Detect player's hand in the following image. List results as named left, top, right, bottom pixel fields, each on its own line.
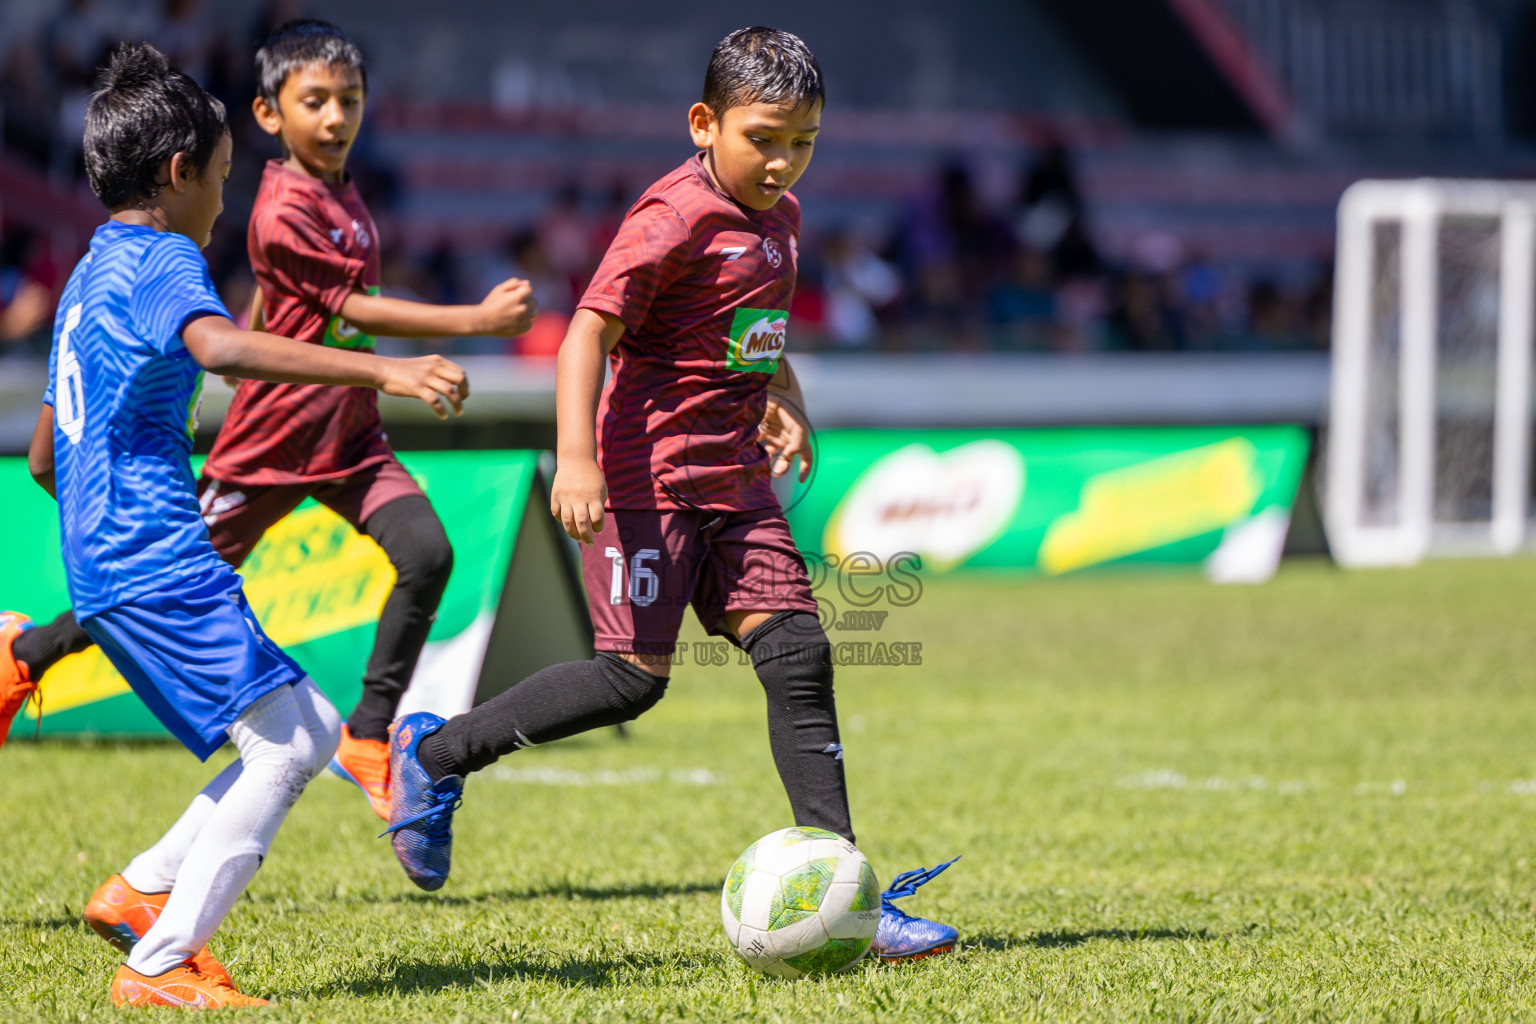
left=378, top=354, right=469, bottom=420
left=551, top=458, right=607, bottom=545
left=476, top=278, right=538, bottom=337
left=760, top=396, right=813, bottom=482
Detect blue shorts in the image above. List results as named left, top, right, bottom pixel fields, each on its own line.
left=81, top=565, right=306, bottom=760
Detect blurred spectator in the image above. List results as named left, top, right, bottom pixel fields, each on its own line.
left=0, top=227, right=59, bottom=354
left=588, top=179, right=631, bottom=271
left=988, top=247, right=1057, bottom=351
left=1016, top=137, right=1099, bottom=281
left=1, top=44, right=56, bottom=167
left=821, top=229, right=901, bottom=349
left=891, top=161, right=1015, bottom=349
left=540, top=181, right=594, bottom=299
left=43, top=0, right=116, bottom=91
left=152, top=0, right=215, bottom=86
left=482, top=229, right=571, bottom=357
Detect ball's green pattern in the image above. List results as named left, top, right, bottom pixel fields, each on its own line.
left=781, top=936, right=869, bottom=975
left=724, top=842, right=756, bottom=921
left=848, top=859, right=880, bottom=912
left=767, top=857, right=835, bottom=930
left=783, top=826, right=842, bottom=844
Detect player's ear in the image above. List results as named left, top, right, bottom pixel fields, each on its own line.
left=252, top=94, right=283, bottom=137
left=687, top=102, right=715, bottom=149
left=166, top=153, right=189, bottom=193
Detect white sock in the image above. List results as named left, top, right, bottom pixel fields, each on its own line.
left=119, top=679, right=340, bottom=897
left=121, top=760, right=241, bottom=894
left=125, top=680, right=340, bottom=977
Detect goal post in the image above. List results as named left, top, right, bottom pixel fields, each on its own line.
left=1326, top=179, right=1536, bottom=567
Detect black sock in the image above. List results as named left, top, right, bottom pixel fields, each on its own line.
left=418, top=653, right=669, bottom=781
left=346, top=496, right=453, bottom=742
left=744, top=611, right=854, bottom=844
left=12, top=611, right=93, bottom=679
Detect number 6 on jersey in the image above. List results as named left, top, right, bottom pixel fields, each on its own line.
left=55, top=303, right=86, bottom=445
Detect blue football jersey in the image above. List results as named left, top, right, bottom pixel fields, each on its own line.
left=47, top=221, right=231, bottom=618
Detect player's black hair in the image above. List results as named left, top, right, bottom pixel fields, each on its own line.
left=83, top=43, right=228, bottom=210
left=255, top=19, right=367, bottom=103
left=702, top=27, right=824, bottom=120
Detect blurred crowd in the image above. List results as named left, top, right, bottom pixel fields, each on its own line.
left=0, top=0, right=1332, bottom=358
left=371, top=145, right=1331, bottom=357
left=792, top=145, right=1331, bottom=353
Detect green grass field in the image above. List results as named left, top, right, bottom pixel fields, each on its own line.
left=7, top=558, right=1536, bottom=1022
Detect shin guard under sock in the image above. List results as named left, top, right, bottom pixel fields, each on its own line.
left=743, top=611, right=854, bottom=843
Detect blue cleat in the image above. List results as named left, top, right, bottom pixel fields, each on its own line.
left=869, top=856, right=961, bottom=960
left=382, top=712, right=464, bottom=891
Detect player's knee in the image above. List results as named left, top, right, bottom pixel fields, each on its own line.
left=290, top=677, right=342, bottom=778
left=743, top=611, right=834, bottom=696
left=372, top=498, right=455, bottom=591
left=416, top=526, right=454, bottom=590
left=306, top=707, right=342, bottom=779
left=596, top=652, right=670, bottom=720
left=394, top=524, right=454, bottom=592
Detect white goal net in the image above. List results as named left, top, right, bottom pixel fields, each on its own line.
left=1326, top=179, right=1536, bottom=567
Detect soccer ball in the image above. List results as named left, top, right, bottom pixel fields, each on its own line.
left=720, top=826, right=882, bottom=978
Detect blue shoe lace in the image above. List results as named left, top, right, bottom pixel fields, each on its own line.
left=880, top=855, right=961, bottom=919
left=379, top=786, right=463, bottom=840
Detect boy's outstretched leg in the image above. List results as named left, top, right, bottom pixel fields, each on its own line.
left=112, top=680, right=340, bottom=1007
left=330, top=492, right=454, bottom=820
left=86, top=678, right=340, bottom=989
left=739, top=609, right=960, bottom=961
left=385, top=653, right=670, bottom=888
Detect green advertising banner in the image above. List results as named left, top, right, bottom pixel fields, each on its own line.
left=1, top=451, right=591, bottom=740
left=784, top=426, right=1311, bottom=582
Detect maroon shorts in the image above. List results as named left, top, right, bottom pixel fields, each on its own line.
left=581, top=507, right=819, bottom=655
left=195, top=457, right=424, bottom=567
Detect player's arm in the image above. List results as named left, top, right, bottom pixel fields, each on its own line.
left=181, top=314, right=469, bottom=420
left=549, top=308, right=624, bottom=545
left=337, top=277, right=537, bottom=339
left=761, top=356, right=813, bottom=482
left=28, top=404, right=55, bottom=499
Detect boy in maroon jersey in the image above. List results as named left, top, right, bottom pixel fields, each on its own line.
left=383, top=27, right=959, bottom=961
left=0, top=21, right=536, bottom=820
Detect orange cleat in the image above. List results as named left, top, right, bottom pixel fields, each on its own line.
left=111, top=962, right=267, bottom=1009
left=85, top=873, right=236, bottom=991
left=0, top=612, right=36, bottom=750
left=328, top=724, right=392, bottom=820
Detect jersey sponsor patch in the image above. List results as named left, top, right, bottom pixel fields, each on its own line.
left=323, top=285, right=379, bottom=351
left=727, top=307, right=787, bottom=374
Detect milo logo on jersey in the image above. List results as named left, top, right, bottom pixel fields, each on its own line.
left=324, top=285, right=379, bottom=351
left=726, top=307, right=788, bottom=374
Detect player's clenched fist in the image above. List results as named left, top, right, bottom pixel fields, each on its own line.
left=551, top=458, right=608, bottom=545
left=475, top=277, right=538, bottom=337
left=379, top=354, right=470, bottom=420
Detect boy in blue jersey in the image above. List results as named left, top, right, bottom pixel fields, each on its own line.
left=22, top=44, right=470, bottom=1009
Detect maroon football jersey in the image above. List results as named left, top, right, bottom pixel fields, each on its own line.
left=203, top=160, right=389, bottom=485
left=579, top=153, right=799, bottom=511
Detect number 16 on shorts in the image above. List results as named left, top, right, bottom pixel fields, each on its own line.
left=606, top=547, right=660, bottom=607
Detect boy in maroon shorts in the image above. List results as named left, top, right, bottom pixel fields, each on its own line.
left=0, top=21, right=536, bottom=819
left=383, top=27, right=959, bottom=960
